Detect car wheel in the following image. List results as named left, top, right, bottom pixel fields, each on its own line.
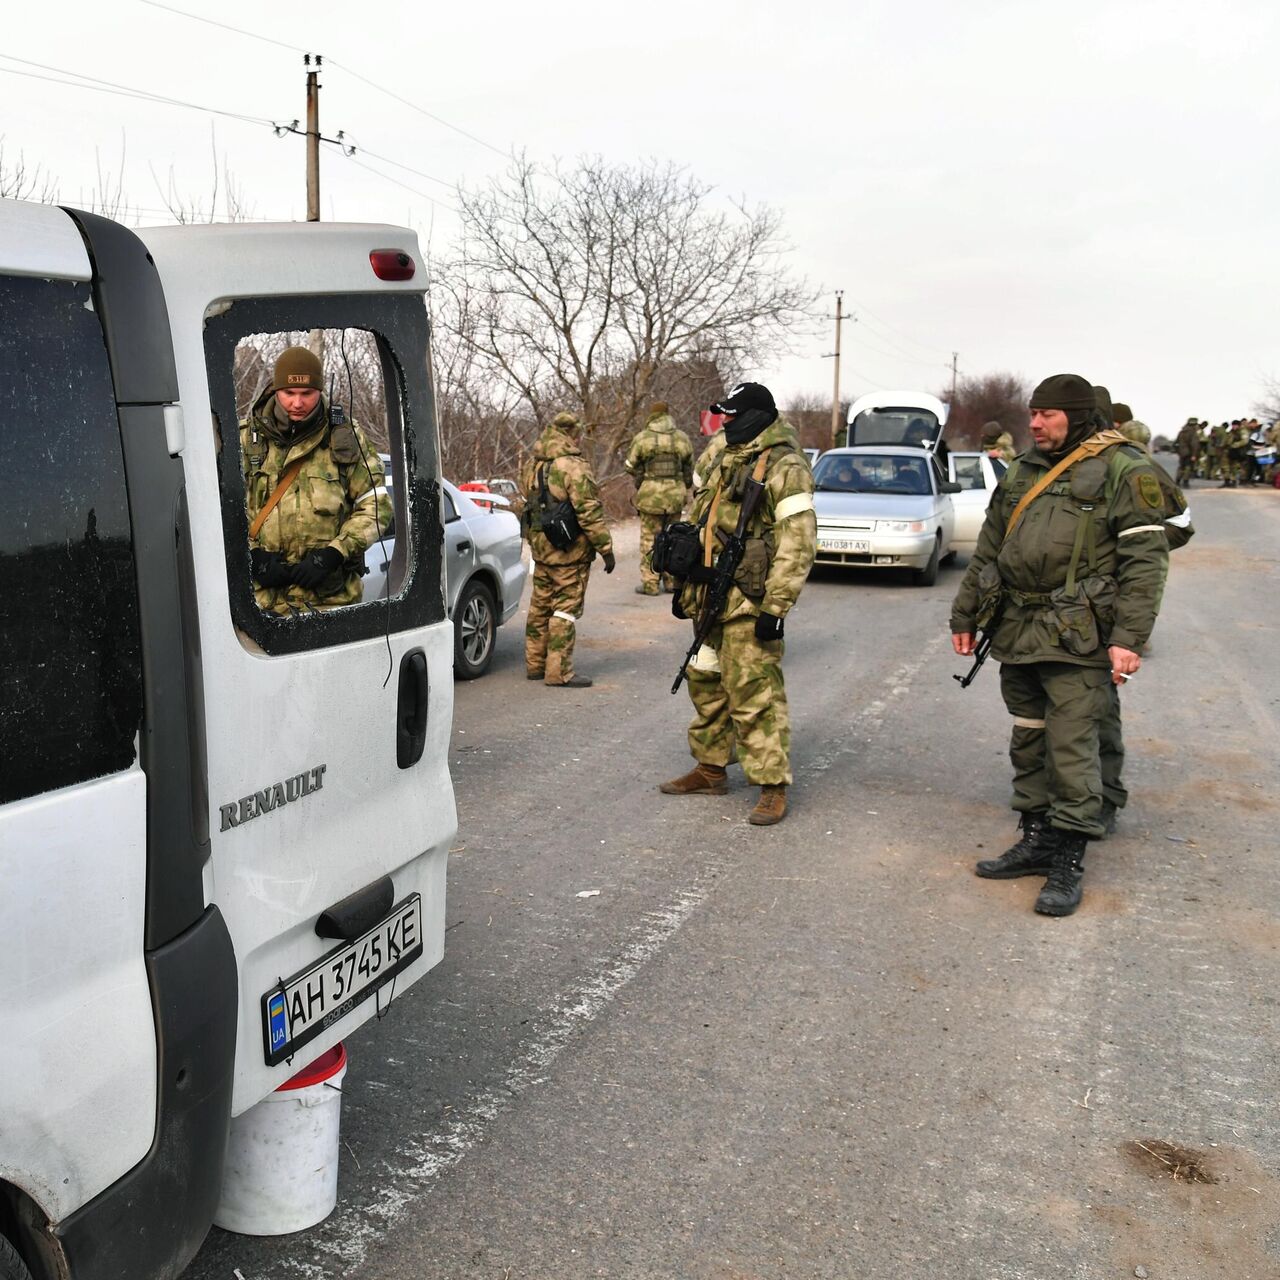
left=0, top=1235, right=34, bottom=1280
left=914, top=535, right=941, bottom=587
left=454, top=579, right=497, bottom=679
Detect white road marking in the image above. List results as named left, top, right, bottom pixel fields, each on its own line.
left=279, top=873, right=719, bottom=1277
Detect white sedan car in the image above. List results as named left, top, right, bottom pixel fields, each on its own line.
left=364, top=478, right=527, bottom=678
left=945, top=451, right=1007, bottom=554
left=811, top=446, right=960, bottom=585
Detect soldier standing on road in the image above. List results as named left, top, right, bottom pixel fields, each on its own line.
left=519, top=411, right=615, bottom=688
left=950, top=374, right=1169, bottom=916
left=242, top=346, right=392, bottom=616
left=1175, top=416, right=1201, bottom=486
left=980, top=420, right=1016, bottom=464
left=625, top=402, right=694, bottom=596
left=659, top=382, right=816, bottom=826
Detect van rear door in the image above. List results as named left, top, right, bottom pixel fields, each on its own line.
left=140, top=223, right=457, bottom=1111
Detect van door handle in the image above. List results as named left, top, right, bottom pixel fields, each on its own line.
left=457, top=540, right=472, bottom=554
left=396, top=649, right=429, bottom=769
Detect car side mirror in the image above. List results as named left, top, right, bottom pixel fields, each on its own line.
left=939, top=480, right=962, bottom=494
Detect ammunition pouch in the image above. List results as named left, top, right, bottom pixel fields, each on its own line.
left=651, top=520, right=703, bottom=580
left=1047, top=574, right=1116, bottom=656
left=523, top=462, right=583, bottom=551
left=732, top=536, right=770, bottom=601
left=645, top=453, right=681, bottom=481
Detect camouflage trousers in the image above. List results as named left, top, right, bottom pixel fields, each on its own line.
left=685, top=617, right=791, bottom=785
left=638, top=510, right=680, bottom=592
left=1000, top=661, right=1110, bottom=838
left=526, top=560, right=591, bottom=683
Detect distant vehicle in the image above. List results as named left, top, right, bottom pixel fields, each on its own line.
left=461, top=477, right=519, bottom=508
left=846, top=390, right=950, bottom=462
left=945, top=450, right=1007, bottom=554
left=811, top=446, right=961, bottom=585
left=365, top=478, right=527, bottom=678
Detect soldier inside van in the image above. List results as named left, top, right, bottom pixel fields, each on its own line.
left=242, top=346, right=392, bottom=615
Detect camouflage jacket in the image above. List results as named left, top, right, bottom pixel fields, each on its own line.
left=519, top=421, right=613, bottom=565
left=679, top=417, right=816, bottom=623
left=692, top=431, right=727, bottom=493
left=986, top=432, right=1016, bottom=464
left=624, top=413, right=694, bottom=514
left=950, top=435, right=1169, bottom=665
left=1175, top=423, right=1200, bottom=458
left=241, top=396, right=392, bottom=613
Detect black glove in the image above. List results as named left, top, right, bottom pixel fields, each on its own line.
left=671, top=591, right=688, bottom=620
left=754, top=611, right=784, bottom=642
left=292, top=546, right=344, bottom=590
left=601, top=550, right=616, bottom=574
left=250, top=548, right=293, bottom=588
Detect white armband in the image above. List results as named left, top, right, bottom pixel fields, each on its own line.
left=774, top=492, right=815, bottom=522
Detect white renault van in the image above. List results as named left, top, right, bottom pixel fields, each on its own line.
left=0, top=198, right=456, bottom=1280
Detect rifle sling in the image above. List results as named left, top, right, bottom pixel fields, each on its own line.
left=703, top=452, right=770, bottom=569
left=249, top=458, right=307, bottom=541
left=1003, top=429, right=1127, bottom=541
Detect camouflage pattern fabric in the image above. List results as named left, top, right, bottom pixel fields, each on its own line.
left=674, top=415, right=816, bottom=787
left=677, top=417, right=817, bottom=625
left=638, top=511, right=676, bottom=592
left=692, top=431, right=727, bottom=492
left=1000, top=661, right=1112, bottom=837
left=990, top=432, right=1016, bottom=463
left=525, top=561, right=591, bottom=683
left=1117, top=419, right=1152, bottom=451
left=1175, top=420, right=1200, bottom=486
left=518, top=414, right=613, bottom=565
left=625, top=411, right=694, bottom=515
left=242, top=396, right=391, bottom=615
left=685, top=618, right=792, bottom=785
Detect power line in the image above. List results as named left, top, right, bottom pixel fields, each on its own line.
left=342, top=154, right=462, bottom=216
left=342, top=139, right=457, bottom=191
left=0, top=55, right=279, bottom=127
left=141, top=0, right=512, bottom=159
left=844, top=298, right=948, bottom=361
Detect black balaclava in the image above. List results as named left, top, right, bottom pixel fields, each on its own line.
left=713, top=381, right=778, bottom=446
left=1029, top=373, right=1103, bottom=456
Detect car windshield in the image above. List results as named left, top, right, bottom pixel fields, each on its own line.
left=849, top=408, right=941, bottom=449
left=814, top=453, right=931, bottom=495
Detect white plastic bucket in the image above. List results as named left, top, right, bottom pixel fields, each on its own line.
left=214, top=1042, right=348, bottom=1236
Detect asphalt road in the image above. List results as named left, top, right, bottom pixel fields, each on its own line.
left=187, top=480, right=1280, bottom=1280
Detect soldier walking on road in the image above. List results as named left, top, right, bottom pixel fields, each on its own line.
left=659, top=382, right=816, bottom=826
left=625, top=402, right=694, bottom=595
left=981, top=420, right=1016, bottom=464
left=519, top=412, right=615, bottom=688
left=242, top=346, right=392, bottom=616
left=950, top=374, right=1169, bottom=916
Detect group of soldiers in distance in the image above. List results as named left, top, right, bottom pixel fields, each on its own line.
left=1172, top=416, right=1280, bottom=488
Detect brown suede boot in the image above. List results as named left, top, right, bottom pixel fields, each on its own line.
left=658, top=763, right=728, bottom=795
left=748, top=784, right=788, bottom=825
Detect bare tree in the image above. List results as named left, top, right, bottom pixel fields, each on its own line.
left=940, top=371, right=1031, bottom=450
left=1253, top=376, right=1280, bottom=422
left=785, top=391, right=852, bottom=452
left=150, top=126, right=256, bottom=224
left=0, top=138, right=59, bottom=202
left=436, top=156, right=814, bottom=484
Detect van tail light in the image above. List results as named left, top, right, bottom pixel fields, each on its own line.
left=370, top=249, right=415, bottom=281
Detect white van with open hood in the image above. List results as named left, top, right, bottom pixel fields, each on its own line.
left=845, top=389, right=950, bottom=454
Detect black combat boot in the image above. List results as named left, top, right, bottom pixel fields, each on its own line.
left=975, top=811, right=1052, bottom=879
left=1034, top=829, right=1087, bottom=916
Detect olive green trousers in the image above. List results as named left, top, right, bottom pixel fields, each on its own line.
left=999, top=661, right=1111, bottom=838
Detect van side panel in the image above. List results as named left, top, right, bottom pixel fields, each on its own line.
left=0, top=774, right=156, bottom=1220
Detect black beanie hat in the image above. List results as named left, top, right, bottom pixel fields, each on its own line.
left=1029, top=374, right=1096, bottom=412
left=1092, top=385, right=1113, bottom=422
left=1111, top=402, right=1133, bottom=424
left=711, top=381, right=776, bottom=417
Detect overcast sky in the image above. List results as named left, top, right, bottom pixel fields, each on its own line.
left=4, top=0, right=1277, bottom=430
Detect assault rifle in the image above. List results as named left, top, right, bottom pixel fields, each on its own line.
left=671, top=468, right=769, bottom=695
left=953, top=601, right=1003, bottom=689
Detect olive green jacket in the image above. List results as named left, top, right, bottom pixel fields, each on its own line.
left=519, top=422, right=613, bottom=565
left=624, top=412, right=694, bottom=514
left=950, top=438, right=1169, bottom=664
left=679, top=417, right=816, bottom=623
left=242, top=395, right=391, bottom=613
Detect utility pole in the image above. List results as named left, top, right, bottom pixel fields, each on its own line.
left=830, top=291, right=844, bottom=450
left=950, top=351, right=959, bottom=402
left=305, top=54, right=321, bottom=222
